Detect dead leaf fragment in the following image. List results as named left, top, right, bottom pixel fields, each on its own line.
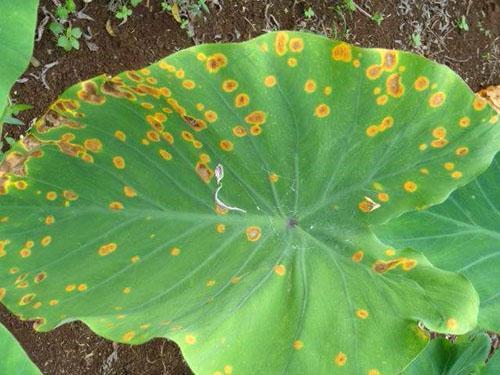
left=171, top=3, right=181, bottom=23
left=477, top=85, right=500, bottom=113
left=105, top=19, right=116, bottom=37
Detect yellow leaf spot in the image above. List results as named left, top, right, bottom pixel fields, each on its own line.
left=287, top=57, right=298, bottom=67
left=455, top=146, right=469, bottom=157
left=49, top=299, right=59, bottom=306
left=245, top=111, right=266, bottom=125
left=289, top=37, right=304, bottom=52
left=14, top=180, right=28, bottom=190
left=403, top=181, right=417, bottom=193
left=366, top=125, right=379, bottom=137
left=323, top=86, right=332, bottom=95
left=443, top=162, right=455, bottom=171
left=368, top=369, right=380, bottom=375
left=98, top=243, right=117, bottom=256
left=472, top=96, right=487, bottom=111
left=332, top=42, right=352, bottom=62
left=334, top=352, right=347, bottom=367
left=366, top=64, right=382, bottom=80
left=123, top=186, right=137, bottom=198
left=223, top=365, right=233, bottom=374
left=170, top=247, right=181, bottom=256
left=451, top=171, right=463, bottom=179
left=159, top=149, right=172, bottom=160
left=269, top=172, right=279, bottom=183
left=431, top=138, right=448, bottom=148
left=402, top=259, right=417, bottom=271
left=274, top=264, right=286, bottom=276
left=46, top=191, right=57, bottom=201
left=314, top=104, right=330, bottom=118
left=352, top=250, right=364, bottom=263
left=83, top=138, right=103, bottom=153
left=205, top=53, right=227, bottom=73
left=377, top=192, right=389, bottom=202
left=112, top=156, right=125, bottom=169
left=429, top=92, right=446, bottom=108
left=250, top=125, right=262, bottom=136
left=293, top=340, right=304, bottom=350
left=458, top=116, right=470, bottom=128
left=206, top=279, right=216, bottom=287
left=19, top=293, right=36, bottom=306
left=109, top=201, right=124, bottom=210
left=420, top=168, right=429, bottom=175
left=386, top=73, right=404, bottom=98
left=235, top=93, right=250, bottom=108
left=122, top=331, right=136, bottom=342
left=414, top=76, right=429, bottom=91
left=205, top=110, right=218, bottom=123
left=123, top=287, right=131, bottom=294
left=358, top=197, right=380, bottom=212
left=304, top=79, right=316, bottom=93
left=264, top=75, right=277, bottom=87
left=182, top=80, right=196, bottom=90
left=0, top=288, right=5, bottom=301
left=216, top=224, right=225, bottom=233
left=65, top=284, right=76, bottom=292
left=446, top=318, right=457, bottom=330
left=45, top=215, right=56, bottom=225
left=385, top=248, right=396, bottom=256
left=246, top=226, right=261, bottom=242
left=376, top=95, right=388, bottom=105
left=141, top=102, right=154, bottom=110
left=19, top=248, right=31, bottom=258
left=78, top=283, right=87, bottom=291
left=419, top=143, right=427, bottom=151
left=356, top=309, right=369, bottom=319
left=222, top=79, right=238, bottom=92
left=232, top=125, right=247, bottom=137
left=219, top=140, right=234, bottom=152
left=131, top=255, right=140, bottom=263
left=41, top=235, right=52, bottom=247
left=275, top=31, right=289, bottom=56
left=185, top=334, right=197, bottom=345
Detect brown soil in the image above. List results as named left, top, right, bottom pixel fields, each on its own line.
left=1, top=0, right=499, bottom=374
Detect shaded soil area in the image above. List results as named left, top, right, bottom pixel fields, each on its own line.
left=1, top=0, right=499, bottom=374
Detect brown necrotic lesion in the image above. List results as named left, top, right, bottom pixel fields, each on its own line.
left=77, top=81, right=106, bottom=105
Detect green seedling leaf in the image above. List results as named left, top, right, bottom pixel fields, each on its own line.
left=0, top=31, right=499, bottom=374
left=49, top=21, right=64, bottom=36
left=403, top=333, right=491, bottom=374
left=71, top=27, right=82, bottom=39
left=0, top=323, right=40, bottom=374
left=483, top=348, right=500, bottom=374
left=457, top=16, right=470, bottom=32
left=375, top=154, right=500, bottom=331
left=0, top=0, right=39, bottom=121
left=65, top=0, right=76, bottom=14
left=115, top=5, right=132, bottom=21
left=55, top=5, right=69, bottom=21
left=2, top=116, right=25, bottom=126
left=57, top=36, right=73, bottom=52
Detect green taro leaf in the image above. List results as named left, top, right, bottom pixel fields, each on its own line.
left=375, top=154, right=500, bottom=331
left=0, top=31, right=499, bottom=374
left=0, top=0, right=39, bottom=114
left=483, top=348, right=500, bottom=375
left=0, top=323, right=40, bottom=374
left=403, top=333, right=491, bottom=375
